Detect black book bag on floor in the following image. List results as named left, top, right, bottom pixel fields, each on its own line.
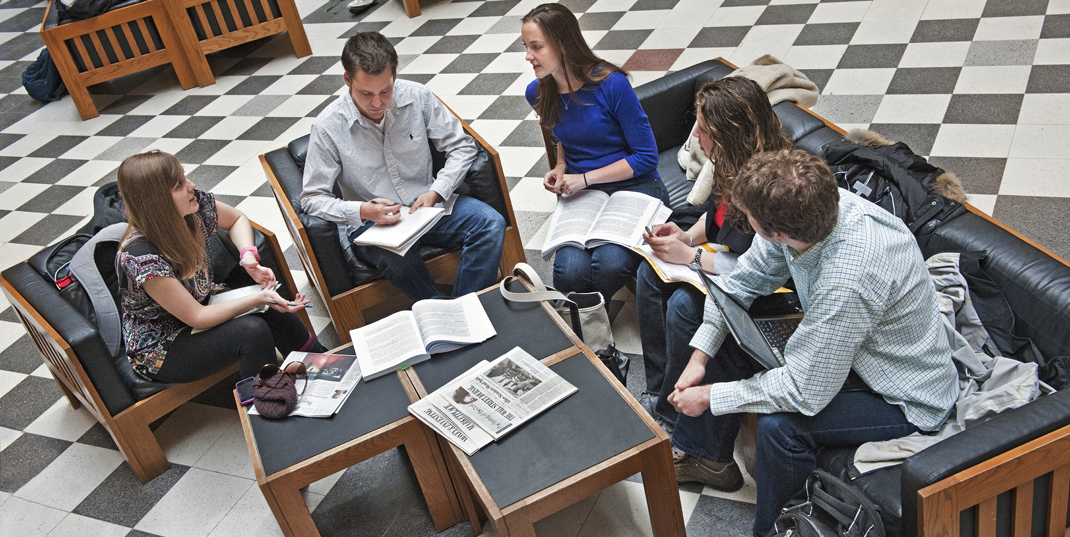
left=768, top=470, right=885, bottom=537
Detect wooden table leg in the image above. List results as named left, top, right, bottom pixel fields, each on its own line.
left=404, top=421, right=464, bottom=531
left=265, top=474, right=321, bottom=537
left=640, top=439, right=686, bottom=537
left=502, top=506, right=537, bottom=537
left=403, top=0, right=420, bottom=17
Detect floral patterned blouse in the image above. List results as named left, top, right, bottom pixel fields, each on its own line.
left=118, top=190, right=217, bottom=377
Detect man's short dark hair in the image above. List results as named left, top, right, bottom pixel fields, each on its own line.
left=341, top=32, right=398, bottom=78
left=734, top=149, right=840, bottom=245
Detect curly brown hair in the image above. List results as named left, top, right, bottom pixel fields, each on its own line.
left=522, top=3, right=626, bottom=128
left=733, top=149, right=840, bottom=245
left=694, top=76, right=793, bottom=231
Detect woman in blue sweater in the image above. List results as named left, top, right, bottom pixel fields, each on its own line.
left=522, top=3, right=669, bottom=302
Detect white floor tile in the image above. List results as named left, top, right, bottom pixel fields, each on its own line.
left=394, top=36, right=446, bottom=56
left=639, top=27, right=702, bottom=50
left=999, top=158, right=1070, bottom=197
left=193, top=421, right=256, bottom=480
left=153, top=402, right=238, bottom=466
left=1034, top=38, right=1070, bottom=65
left=0, top=496, right=67, bottom=537
left=658, top=0, right=718, bottom=29
left=966, top=194, right=997, bottom=216
left=142, top=138, right=195, bottom=157
left=899, top=42, right=972, bottom=68
left=670, top=48, right=737, bottom=71
left=426, top=73, right=480, bottom=98
left=973, top=16, right=1044, bottom=41
left=930, top=124, right=1016, bottom=158
left=851, top=20, right=918, bottom=44
left=236, top=197, right=291, bottom=243
left=495, top=146, right=548, bottom=179
left=468, top=33, right=523, bottom=54
left=483, top=52, right=532, bottom=74
left=51, top=186, right=97, bottom=217
left=23, top=398, right=98, bottom=442
left=822, top=68, right=897, bottom=95
left=953, top=66, right=1032, bottom=94
left=505, top=176, right=559, bottom=214
left=871, top=94, right=952, bottom=124
left=611, top=300, right=642, bottom=356
left=587, top=0, right=640, bottom=13
left=401, top=54, right=461, bottom=74
left=197, top=95, right=257, bottom=117
left=0, top=134, right=53, bottom=158
left=200, top=116, right=263, bottom=140
left=1009, top=125, right=1070, bottom=159
left=438, top=94, right=493, bottom=121
left=0, top=156, right=49, bottom=183
left=205, top=140, right=274, bottom=167
left=706, top=6, right=764, bottom=27
left=0, top=490, right=8, bottom=508
left=615, top=10, right=670, bottom=30
left=864, top=0, right=926, bottom=21
left=921, top=0, right=986, bottom=19
left=467, top=119, right=524, bottom=147
left=267, top=95, right=332, bottom=118
left=0, top=211, right=46, bottom=242
left=731, top=25, right=803, bottom=67
left=1018, top=94, right=1070, bottom=125
left=447, top=16, right=501, bottom=37
left=0, top=243, right=43, bottom=271
left=575, top=480, right=657, bottom=537
left=0, top=425, right=23, bottom=451
left=808, top=1, right=869, bottom=23
left=30, top=363, right=52, bottom=378
left=15, top=443, right=124, bottom=511
left=782, top=44, right=850, bottom=70
left=207, top=485, right=286, bottom=537
left=1050, top=0, right=1070, bottom=14
left=135, top=468, right=254, bottom=537
left=211, top=165, right=269, bottom=197
left=46, top=513, right=129, bottom=537
left=533, top=492, right=596, bottom=537
left=127, top=115, right=189, bottom=138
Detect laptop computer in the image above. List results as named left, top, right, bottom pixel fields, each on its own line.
left=696, top=271, right=804, bottom=370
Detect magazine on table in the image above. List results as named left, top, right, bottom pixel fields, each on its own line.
left=408, top=346, right=578, bottom=455
left=541, top=190, right=672, bottom=260
left=633, top=242, right=731, bottom=294
left=248, top=351, right=362, bottom=418
left=350, top=292, right=497, bottom=381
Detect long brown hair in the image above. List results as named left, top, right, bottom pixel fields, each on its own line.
left=117, top=151, right=205, bottom=279
left=522, top=3, right=627, bottom=128
left=695, top=77, right=793, bottom=231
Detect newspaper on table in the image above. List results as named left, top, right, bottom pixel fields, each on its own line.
left=248, top=351, right=363, bottom=418
left=408, top=347, right=578, bottom=455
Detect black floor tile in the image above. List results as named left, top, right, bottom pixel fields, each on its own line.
left=0, top=334, right=45, bottom=374
left=578, top=11, right=625, bottom=31
left=226, top=76, right=283, bottom=95
left=478, top=95, right=534, bottom=120
left=1041, top=14, right=1070, bottom=39
left=11, top=214, right=87, bottom=244
left=0, top=306, right=18, bottom=323
left=77, top=423, right=121, bottom=451
left=631, top=0, right=678, bottom=10
left=690, top=27, right=751, bottom=48
left=867, top=123, right=941, bottom=155
left=339, top=21, right=392, bottom=39
left=685, top=494, right=756, bottom=537
left=927, top=156, right=1006, bottom=196
left=458, top=73, right=523, bottom=96
left=441, top=53, right=499, bottom=74
left=237, top=117, right=300, bottom=141
left=165, top=116, right=224, bottom=139
left=311, top=448, right=425, bottom=537
left=501, top=120, right=544, bottom=147
left=594, top=30, right=653, bottom=50
left=187, top=165, right=238, bottom=192
left=885, top=67, right=961, bottom=94
left=298, top=74, right=346, bottom=95
left=981, top=0, right=1047, bottom=17
left=73, top=463, right=190, bottom=527
left=410, top=18, right=463, bottom=37
left=911, top=19, right=979, bottom=43
left=0, top=132, right=24, bottom=151
left=289, top=56, right=341, bottom=75
left=558, top=0, right=598, bottom=12
left=173, top=139, right=231, bottom=164
left=397, top=73, right=436, bottom=85
left=21, top=159, right=88, bottom=184
left=425, top=35, right=479, bottom=55
left=993, top=196, right=1070, bottom=262
left=837, top=44, right=907, bottom=69
left=793, top=22, right=858, bottom=46
left=942, top=94, right=1023, bottom=124
left=0, top=433, right=72, bottom=493
left=162, top=96, right=218, bottom=116
left=1026, top=65, right=1070, bottom=93
left=0, top=375, right=64, bottom=430
left=799, top=69, right=834, bottom=93
left=16, top=184, right=84, bottom=211
left=469, top=0, right=520, bottom=18
left=219, top=57, right=274, bottom=77
left=0, top=33, right=45, bottom=61
left=27, top=135, right=89, bottom=159
left=95, top=115, right=154, bottom=138
left=755, top=4, right=815, bottom=25
left=0, top=7, right=44, bottom=32
left=98, top=95, right=153, bottom=116
left=721, top=0, right=770, bottom=6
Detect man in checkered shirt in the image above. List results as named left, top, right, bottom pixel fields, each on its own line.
left=667, top=149, right=958, bottom=537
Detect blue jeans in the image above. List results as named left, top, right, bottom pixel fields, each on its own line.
left=636, top=262, right=705, bottom=424
left=671, top=343, right=920, bottom=537
left=552, top=179, right=670, bottom=300
left=349, top=195, right=505, bottom=301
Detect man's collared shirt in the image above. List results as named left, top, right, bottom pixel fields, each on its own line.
left=691, top=192, right=958, bottom=431
left=300, top=79, right=477, bottom=232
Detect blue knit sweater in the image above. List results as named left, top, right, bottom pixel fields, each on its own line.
left=525, top=71, right=660, bottom=188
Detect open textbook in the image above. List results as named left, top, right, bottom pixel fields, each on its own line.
left=350, top=292, right=496, bottom=380
left=248, top=351, right=362, bottom=418
left=633, top=242, right=732, bottom=294
left=541, top=190, right=672, bottom=260
left=351, top=195, right=459, bottom=256
left=408, top=347, right=578, bottom=455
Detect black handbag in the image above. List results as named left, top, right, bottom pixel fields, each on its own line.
left=768, top=470, right=884, bottom=537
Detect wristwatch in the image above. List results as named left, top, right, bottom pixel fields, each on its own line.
left=688, top=247, right=703, bottom=271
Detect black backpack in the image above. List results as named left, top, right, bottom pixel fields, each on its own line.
left=22, top=49, right=68, bottom=103
left=768, top=470, right=885, bottom=537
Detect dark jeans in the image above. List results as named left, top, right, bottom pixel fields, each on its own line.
left=635, top=262, right=706, bottom=424
left=349, top=195, right=506, bottom=301
left=552, top=178, right=670, bottom=301
left=155, top=308, right=313, bottom=382
left=670, top=344, right=919, bottom=537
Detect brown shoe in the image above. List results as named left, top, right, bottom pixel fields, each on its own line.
left=673, top=449, right=743, bottom=492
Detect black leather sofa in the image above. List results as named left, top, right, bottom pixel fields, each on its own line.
left=632, top=58, right=1070, bottom=537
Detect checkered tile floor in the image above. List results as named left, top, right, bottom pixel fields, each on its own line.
left=2, top=0, right=1069, bottom=535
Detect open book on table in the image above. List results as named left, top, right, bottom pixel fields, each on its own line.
left=541, top=190, right=672, bottom=260
left=633, top=242, right=731, bottom=294
left=248, top=351, right=362, bottom=418
left=350, top=292, right=496, bottom=381
left=408, top=346, right=578, bottom=455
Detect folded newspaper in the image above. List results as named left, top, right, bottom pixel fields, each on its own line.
left=408, top=347, right=578, bottom=455
left=248, top=351, right=363, bottom=418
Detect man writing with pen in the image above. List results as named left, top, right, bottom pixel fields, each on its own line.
left=301, top=32, right=505, bottom=300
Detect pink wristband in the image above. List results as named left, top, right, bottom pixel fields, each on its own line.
left=239, top=246, right=260, bottom=265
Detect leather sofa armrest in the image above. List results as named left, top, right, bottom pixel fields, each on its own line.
left=899, top=390, right=1070, bottom=537
left=1, top=262, right=136, bottom=415
left=635, top=59, right=735, bottom=152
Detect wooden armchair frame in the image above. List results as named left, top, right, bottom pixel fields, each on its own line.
left=164, top=0, right=310, bottom=87
left=261, top=109, right=527, bottom=345
left=0, top=223, right=310, bottom=484
left=40, top=0, right=199, bottom=120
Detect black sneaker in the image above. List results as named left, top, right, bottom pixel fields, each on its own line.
left=673, top=449, right=743, bottom=492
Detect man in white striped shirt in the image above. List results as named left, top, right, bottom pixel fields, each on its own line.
left=301, top=32, right=505, bottom=300
left=667, top=149, right=957, bottom=537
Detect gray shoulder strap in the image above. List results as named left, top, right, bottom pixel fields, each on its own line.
left=69, top=223, right=128, bottom=358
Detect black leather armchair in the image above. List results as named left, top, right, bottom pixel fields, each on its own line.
left=0, top=216, right=309, bottom=483
left=631, top=57, right=1070, bottom=537
left=260, top=108, right=526, bottom=345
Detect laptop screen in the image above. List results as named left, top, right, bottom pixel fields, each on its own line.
left=696, top=272, right=784, bottom=370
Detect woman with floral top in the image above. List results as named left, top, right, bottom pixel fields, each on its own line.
left=116, top=150, right=323, bottom=382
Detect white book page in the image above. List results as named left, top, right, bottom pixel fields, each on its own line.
left=587, top=191, right=668, bottom=249
left=541, top=190, right=610, bottom=257
left=352, top=206, right=445, bottom=248
left=411, top=292, right=496, bottom=353
left=350, top=311, right=427, bottom=378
